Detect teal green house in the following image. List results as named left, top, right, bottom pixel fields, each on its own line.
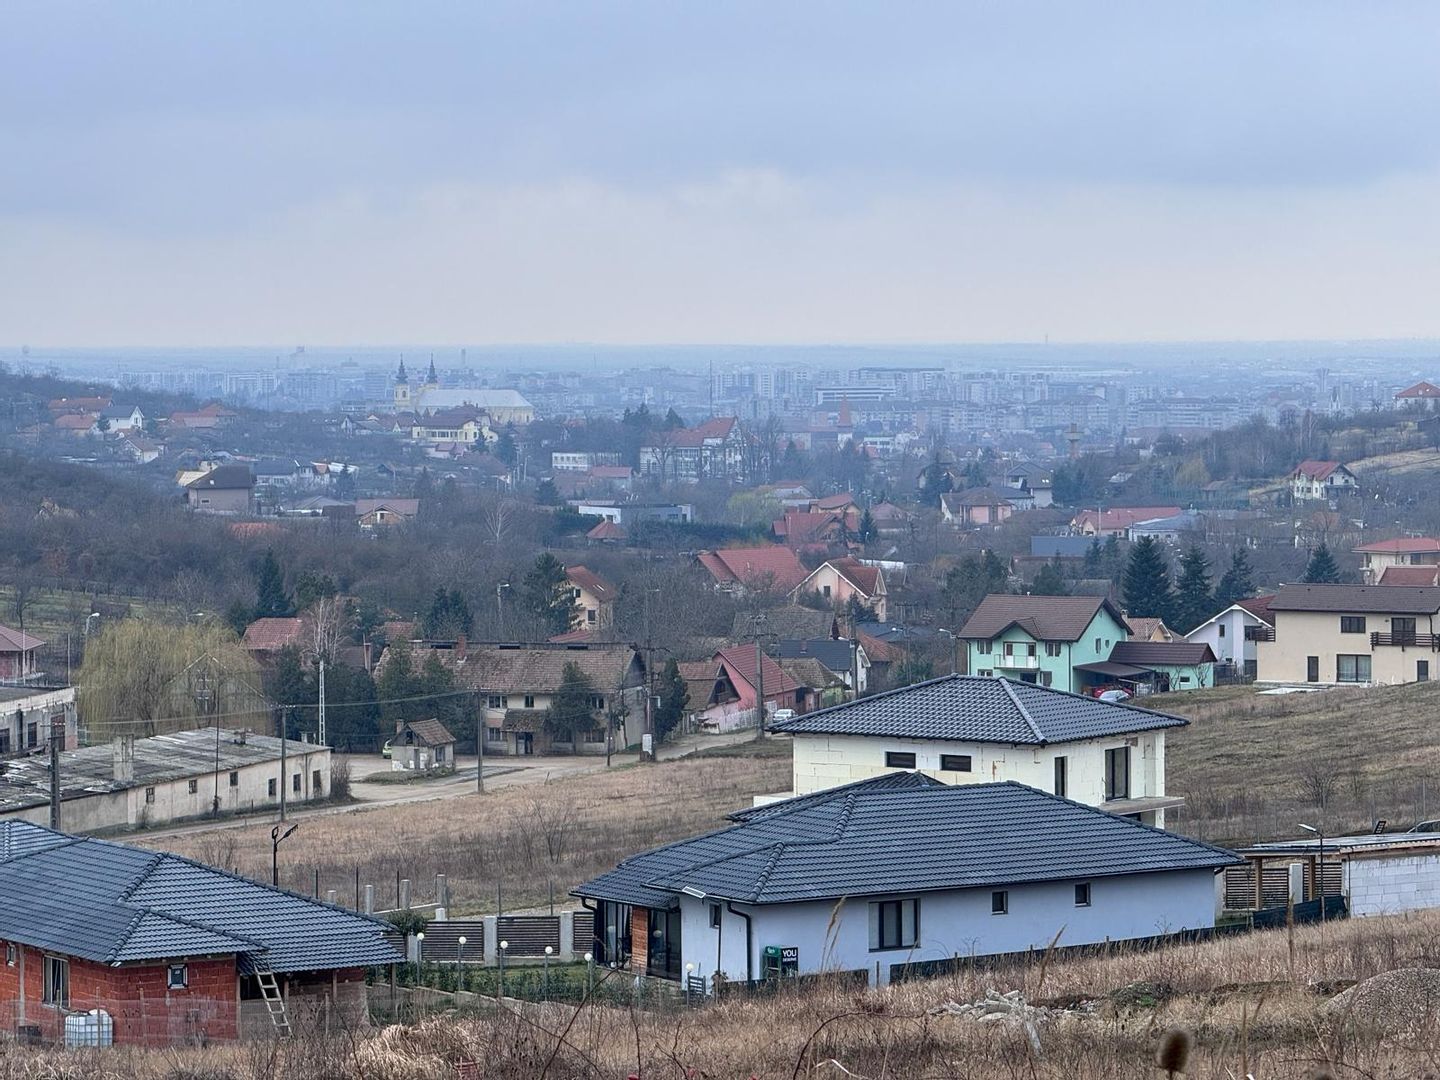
left=957, top=595, right=1131, bottom=693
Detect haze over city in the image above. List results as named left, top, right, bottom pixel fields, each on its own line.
left=5, top=1, right=1440, bottom=347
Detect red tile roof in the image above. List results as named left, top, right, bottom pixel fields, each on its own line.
left=822, top=556, right=881, bottom=595
left=565, top=565, right=616, bottom=601
left=1397, top=381, right=1440, bottom=399
left=773, top=510, right=857, bottom=545
left=1292, top=460, right=1343, bottom=481
left=0, top=625, right=44, bottom=653
left=1354, top=537, right=1440, bottom=554
left=1235, top=595, right=1275, bottom=623
left=697, top=546, right=809, bottom=593
left=715, top=645, right=799, bottom=696
left=586, top=519, right=628, bottom=541
left=812, top=493, right=857, bottom=511
left=1378, top=566, right=1440, bottom=586
left=243, top=617, right=307, bottom=652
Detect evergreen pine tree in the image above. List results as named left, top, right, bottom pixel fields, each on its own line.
left=522, top=554, right=578, bottom=635
left=857, top=507, right=876, bottom=545
left=534, top=478, right=560, bottom=505
left=1172, top=545, right=1214, bottom=634
left=1304, top=543, right=1342, bottom=584
left=1031, top=559, right=1069, bottom=596
left=544, top=661, right=599, bottom=742
left=1122, top=536, right=1175, bottom=623
left=254, top=550, right=293, bottom=618
left=1214, top=548, right=1257, bottom=609
left=654, top=658, right=689, bottom=743
left=495, top=425, right=518, bottom=466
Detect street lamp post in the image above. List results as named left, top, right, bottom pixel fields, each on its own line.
left=543, top=944, right=553, bottom=999
left=456, top=935, right=467, bottom=990
left=270, top=823, right=299, bottom=887
left=414, top=930, right=425, bottom=986
left=498, top=939, right=508, bottom=999
left=496, top=583, right=511, bottom=639
left=584, top=951, right=594, bottom=997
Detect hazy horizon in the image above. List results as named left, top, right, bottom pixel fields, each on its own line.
left=4, top=2, right=1439, bottom=347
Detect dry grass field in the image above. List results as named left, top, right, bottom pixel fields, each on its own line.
left=145, top=740, right=793, bottom=914
left=1157, top=681, right=1440, bottom=846
left=9, top=905, right=1440, bottom=1077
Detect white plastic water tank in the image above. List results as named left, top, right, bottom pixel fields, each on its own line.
left=63, top=1009, right=114, bottom=1048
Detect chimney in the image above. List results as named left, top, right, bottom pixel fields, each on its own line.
left=456, top=633, right=467, bottom=661
left=112, top=736, right=134, bottom=784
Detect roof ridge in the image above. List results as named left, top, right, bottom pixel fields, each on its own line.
left=748, top=842, right=788, bottom=903
left=997, top=678, right=1046, bottom=744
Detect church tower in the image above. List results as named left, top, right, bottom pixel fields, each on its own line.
left=393, top=357, right=411, bottom=410
left=425, top=355, right=439, bottom=390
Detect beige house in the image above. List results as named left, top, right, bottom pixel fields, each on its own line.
left=1256, top=583, right=1440, bottom=686
left=184, top=465, right=255, bottom=515
left=770, top=674, right=1186, bottom=828
left=791, top=556, right=887, bottom=620
left=565, top=565, right=617, bottom=631
left=1353, top=537, right=1440, bottom=585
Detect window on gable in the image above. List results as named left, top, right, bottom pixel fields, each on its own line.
left=884, top=751, right=917, bottom=769
left=991, top=890, right=1009, bottom=915
left=869, top=898, right=919, bottom=950
left=1217, top=623, right=1226, bottom=637
left=709, top=903, right=722, bottom=929
left=1074, top=882, right=1092, bottom=907
left=167, top=964, right=188, bottom=990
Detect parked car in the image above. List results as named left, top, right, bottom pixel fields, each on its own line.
left=381, top=740, right=392, bottom=759
left=1097, top=689, right=1132, bottom=703
left=771, top=708, right=796, bottom=723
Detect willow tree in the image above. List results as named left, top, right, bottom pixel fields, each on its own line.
left=77, top=619, right=269, bottom=739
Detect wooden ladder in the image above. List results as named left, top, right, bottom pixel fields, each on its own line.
left=254, top=968, right=291, bottom=1037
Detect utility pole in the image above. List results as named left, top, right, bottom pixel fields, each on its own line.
left=277, top=705, right=289, bottom=822
left=317, top=659, right=327, bottom=746
left=475, top=692, right=485, bottom=794
left=754, top=638, right=766, bottom=741
left=48, top=716, right=62, bottom=830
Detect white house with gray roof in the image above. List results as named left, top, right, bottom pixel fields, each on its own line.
left=574, top=774, right=1238, bottom=989
left=769, top=674, right=1186, bottom=827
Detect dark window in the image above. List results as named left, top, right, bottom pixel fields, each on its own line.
left=167, top=964, right=188, bottom=989
left=1104, top=746, right=1131, bottom=800
left=885, top=751, right=917, bottom=769
left=1054, top=756, right=1068, bottom=798
left=1337, top=655, right=1371, bottom=683
left=187, top=779, right=198, bottom=794
left=487, top=695, right=502, bottom=709
left=1421, top=660, right=1431, bottom=683
left=709, top=903, right=721, bottom=929
left=1074, top=882, right=1092, bottom=907
left=940, top=754, right=972, bottom=772
left=991, top=890, right=1008, bottom=915
left=43, top=956, right=68, bottom=1008
left=977, top=639, right=992, bottom=655
left=312, top=769, right=322, bottom=793
left=229, top=771, right=239, bottom=787
left=25, top=723, right=36, bottom=749
left=870, top=898, right=919, bottom=949
left=1306, top=656, right=1320, bottom=682
left=4, top=943, right=14, bottom=966
left=268, top=778, right=277, bottom=797
left=1217, top=623, right=1226, bottom=638
left=1044, top=641, right=1062, bottom=657
left=144, top=786, right=155, bottom=804
left=292, top=773, right=302, bottom=793
left=1394, top=617, right=1418, bottom=644
left=0, top=730, right=10, bottom=754
left=1340, top=616, right=1367, bottom=634
left=523, top=695, right=535, bottom=709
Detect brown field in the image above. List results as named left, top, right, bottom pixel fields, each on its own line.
left=1158, top=681, right=1440, bottom=846
left=145, top=740, right=793, bottom=915
left=10, top=906, right=1440, bottom=1077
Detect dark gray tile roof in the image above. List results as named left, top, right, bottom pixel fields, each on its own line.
left=775, top=639, right=857, bottom=675
left=574, top=779, right=1239, bottom=907
left=1269, top=583, right=1440, bottom=614
left=769, top=674, right=1186, bottom=745
left=958, top=594, right=1124, bottom=642
left=0, top=821, right=400, bottom=971
left=728, top=771, right=946, bottom=822
left=1108, top=641, right=1218, bottom=666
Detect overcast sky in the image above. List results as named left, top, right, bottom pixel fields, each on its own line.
left=3, top=1, right=1439, bottom=347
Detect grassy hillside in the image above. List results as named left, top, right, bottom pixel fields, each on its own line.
left=1158, top=681, right=1440, bottom=845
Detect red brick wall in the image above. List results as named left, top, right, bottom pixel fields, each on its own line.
left=0, top=944, right=237, bottom=1047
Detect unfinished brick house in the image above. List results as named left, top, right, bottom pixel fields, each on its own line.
left=0, top=821, right=399, bottom=1046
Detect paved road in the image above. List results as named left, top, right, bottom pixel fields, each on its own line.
left=137, top=729, right=763, bottom=844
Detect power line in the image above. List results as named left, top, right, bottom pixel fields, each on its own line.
left=73, top=685, right=483, bottom=731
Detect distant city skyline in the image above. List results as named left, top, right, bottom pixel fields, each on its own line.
left=3, top=2, right=1439, bottom=346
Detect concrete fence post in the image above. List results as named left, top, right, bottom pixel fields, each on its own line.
left=558, top=911, right=575, bottom=962
left=482, top=915, right=499, bottom=965
left=1288, top=862, right=1304, bottom=905
left=436, top=873, right=448, bottom=909
left=325, top=889, right=337, bottom=906
left=400, top=878, right=412, bottom=910
left=364, top=884, right=375, bottom=914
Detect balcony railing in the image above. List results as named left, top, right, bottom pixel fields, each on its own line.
left=1371, top=632, right=1440, bottom=649
left=1245, top=625, right=1276, bottom=642
left=993, top=654, right=1040, bottom=669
